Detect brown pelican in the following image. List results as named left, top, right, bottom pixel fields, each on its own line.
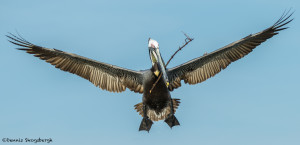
left=7, top=11, right=293, bottom=132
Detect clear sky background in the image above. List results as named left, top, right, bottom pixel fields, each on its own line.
left=0, top=0, right=299, bottom=145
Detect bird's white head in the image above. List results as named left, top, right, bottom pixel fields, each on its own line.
left=147, top=38, right=169, bottom=87
left=148, top=38, right=159, bottom=49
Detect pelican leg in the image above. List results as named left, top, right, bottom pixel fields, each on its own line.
left=165, top=99, right=180, bottom=128
left=139, top=104, right=153, bottom=132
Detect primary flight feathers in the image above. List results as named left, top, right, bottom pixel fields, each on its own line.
left=167, top=11, right=293, bottom=90
left=7, top=11, right=293, bottom=93
left=7, top=33, right=145, bottom=93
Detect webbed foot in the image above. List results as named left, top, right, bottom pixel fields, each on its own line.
left=139, top=117, right=153, bottom=132
left=164, top=114, right=180, bottom=128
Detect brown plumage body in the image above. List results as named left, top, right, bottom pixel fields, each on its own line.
left=144, top=67, right=170, bottom=112
left=134, top=67, right=180, bottom=122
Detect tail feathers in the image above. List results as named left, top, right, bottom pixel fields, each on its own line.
left=134, top=99, right=181, bottom=121
left=172, top=98, right=180, bottom=110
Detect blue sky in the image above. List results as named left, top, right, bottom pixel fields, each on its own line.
left=1, top=0, right=299, bottom=145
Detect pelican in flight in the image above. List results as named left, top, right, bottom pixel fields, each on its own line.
left=7, top=11, right=293, bottom=132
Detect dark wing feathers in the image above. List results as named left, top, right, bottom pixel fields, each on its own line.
left=167, top=11, right=293, bottom=91
left=7, top=33, right=144, bottom=93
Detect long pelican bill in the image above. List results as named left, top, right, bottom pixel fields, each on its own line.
left=150, top=47, right=169, bottom=87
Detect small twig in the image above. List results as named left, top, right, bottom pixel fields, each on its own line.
left=166, top=32, right=193, bottom=66
left=150, top=32, right=194, bottom=93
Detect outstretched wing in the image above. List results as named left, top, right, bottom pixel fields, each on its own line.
left=167, top=11, right=293, bottom=91
left=7, top=34, right=144, bottom=93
